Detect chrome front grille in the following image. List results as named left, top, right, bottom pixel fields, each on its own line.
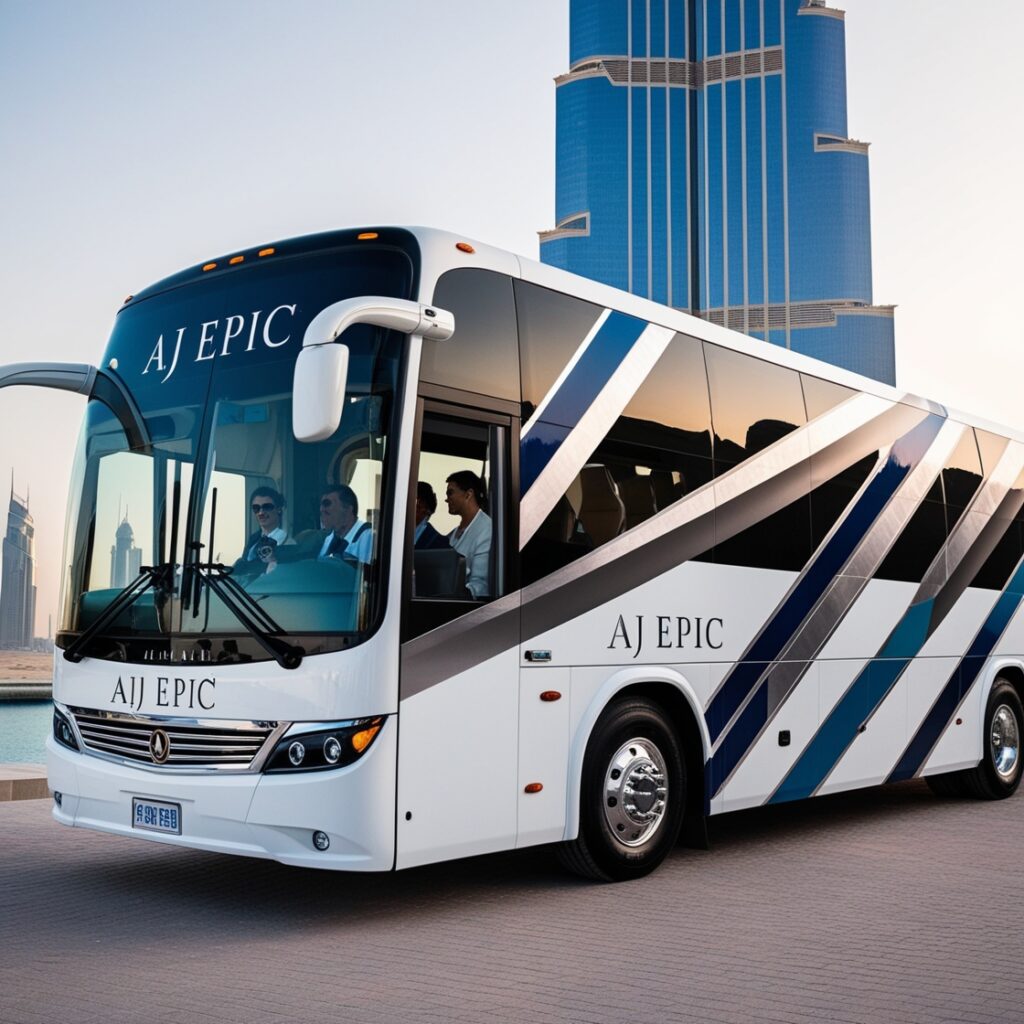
left=69, top=707, right=279, bottom=771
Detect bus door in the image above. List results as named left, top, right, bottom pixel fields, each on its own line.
left=396, top=397, right=521, bottom=868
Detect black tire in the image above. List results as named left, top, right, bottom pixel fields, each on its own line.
left=557, top=697, right=685, bottom=882
left=959, top=680, right=1024, bottom=800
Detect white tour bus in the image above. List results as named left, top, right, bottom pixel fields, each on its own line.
left=3, top=226, right=1022, bottom=882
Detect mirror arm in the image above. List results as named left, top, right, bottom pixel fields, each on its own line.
left=301, top=296, right=455, bottom=350
left=0, top=362, right=97, bottom=395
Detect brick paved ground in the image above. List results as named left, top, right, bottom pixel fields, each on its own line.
left=2, top=781, right=1021, bottom=1024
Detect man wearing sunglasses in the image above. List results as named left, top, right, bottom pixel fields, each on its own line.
left=238, top=486, right=292, bottom=572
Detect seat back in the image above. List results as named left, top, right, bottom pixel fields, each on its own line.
left=414, top=548, right=467, bottom=597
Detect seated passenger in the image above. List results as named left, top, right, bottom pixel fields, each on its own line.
left=237, top=486, right=291, bottom=574
left=414, top=481, right=448, bottom=550
left=317, top=485, right=374, bottom=565
left=445, top=470, right=492, bottom=599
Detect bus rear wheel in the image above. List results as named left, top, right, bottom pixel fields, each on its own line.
left=960, top=680, right=1024, bottom=800
left=558, top=697, right=685, bottom=882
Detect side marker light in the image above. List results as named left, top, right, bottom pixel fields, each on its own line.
left=524, top=783, right=543, bottom=794
left=202, top=262, right=217, bottom=272
left=540, top=691, right=562, bottom=702
left=258, top=247, right=276, bottom=257
left=357, top=232, right=379, bottom=241
left=456, top=242, right=475, bottom=254
left=229, top=255, right=244, bottom=265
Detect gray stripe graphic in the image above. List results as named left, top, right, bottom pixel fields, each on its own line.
left=402, top=395, right=921, bottom=700
left=709, top=416, right=966, bottom=758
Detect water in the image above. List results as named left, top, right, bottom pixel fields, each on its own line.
left=0, top=702, right=52, bottom=764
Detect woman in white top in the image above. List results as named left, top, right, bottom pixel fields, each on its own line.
left=445, top=470, right=492, bottom=599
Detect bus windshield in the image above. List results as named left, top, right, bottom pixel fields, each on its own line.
left=58, top=243, right=415, bottom=664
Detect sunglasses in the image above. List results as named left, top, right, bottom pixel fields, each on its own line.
left=251, top=502, right=277, bottom=514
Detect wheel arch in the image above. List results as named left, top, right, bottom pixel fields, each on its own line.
left=563, top=667, right=709, bottom=842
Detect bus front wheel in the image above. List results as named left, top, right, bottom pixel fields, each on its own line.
left=961, top=680, right=1024, bottom=800
left=558, top=697, right=685, bottom=882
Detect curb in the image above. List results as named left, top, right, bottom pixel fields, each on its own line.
left=0, top=765, right=49, bottom=802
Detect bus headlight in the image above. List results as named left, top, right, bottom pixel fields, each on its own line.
left=53, top=709, right=80, bottom=752
left=263, top=718, right=384, bottom=773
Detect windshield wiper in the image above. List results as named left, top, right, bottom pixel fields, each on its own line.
left=63, top=562, right=175, bottom=663
left=192, top=561, right=304, bottom=670
left=188, top=487, right=304, bottom=670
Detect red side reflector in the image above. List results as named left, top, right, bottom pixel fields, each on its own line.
left=524, top=783, right=543, bottom=794
left=540, top=691, right=562, bottom=702
left=456, top=241, right=475, bottom=254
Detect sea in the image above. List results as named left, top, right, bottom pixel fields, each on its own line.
left=0, top=701, right=52, bottom=764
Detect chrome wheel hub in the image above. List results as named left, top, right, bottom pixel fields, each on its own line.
left=603, top=738, right=668, bottom=849
left=991, top=704, right=1020, bottom=780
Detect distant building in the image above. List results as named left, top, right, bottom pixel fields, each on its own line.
left=0, top=481, right=37, bottom=650
left=541, top=0, right=896, bottom=384
left=109, top=515, right=142, bottom=589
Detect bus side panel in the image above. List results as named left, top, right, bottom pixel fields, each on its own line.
left=395, top=649, right=519, bottom=869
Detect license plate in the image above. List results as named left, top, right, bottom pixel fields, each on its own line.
left=132, top=797, right=181, bottom=835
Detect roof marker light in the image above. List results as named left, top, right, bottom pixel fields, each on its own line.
left=229, top=255, right=244, bottom=265
left=357, top=232, right=379, bottom=241
left=456, top=242, right=475, bottom=254
left=258, top=247, right=276, bottom=257
left=123, top=295, right=133, bottom=305
left=202, top=263, right=217, bottom=272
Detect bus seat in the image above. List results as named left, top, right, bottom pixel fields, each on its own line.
left=616, top=473, right=657, bottom=530
left=649, top=471, right=676, bottom=510
left=414, top=548, right=467, bottom=598
left=579, top=465, right=625, bottom=545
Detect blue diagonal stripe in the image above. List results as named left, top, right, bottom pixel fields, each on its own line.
left=707, top=412, right=946, bottom=799
left=520, top=310, right=647, bottom=497
left=707, top=412, right=945, bottom=747
left=770, top=599, right=936, bottom=803
left=887, top=557, right=1024, bottom=783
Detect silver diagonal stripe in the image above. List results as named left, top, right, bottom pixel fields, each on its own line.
left=401, top=394, right=920, bottom=699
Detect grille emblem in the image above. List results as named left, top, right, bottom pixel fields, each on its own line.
left=149, top=729, right=171, bottom=764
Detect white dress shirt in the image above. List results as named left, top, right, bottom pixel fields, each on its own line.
left=318, top=519, right=374, bottom=565
left=449, top=510, right=492, bottom=598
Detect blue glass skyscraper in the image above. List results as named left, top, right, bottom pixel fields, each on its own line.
left=541, top=0, right=896, bottom=384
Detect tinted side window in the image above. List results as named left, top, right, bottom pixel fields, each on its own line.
left=515, top=279, right=604, bottom=416
left=705, top=344, right=810, bottom=571
left=876, top=479, right=947, bottom=583
left=704, top=343, right=807, bottom=470
left=809, top=452, right=879, bottom=551
left=424, top=269, right=520, bottom=401
left=972, top=467, right=1024, bottom=590
left=942, top=427, right=984, bottom=518
left=520, top=332, right=715, bottom=586
left=801, top=373, right=856, bottom=420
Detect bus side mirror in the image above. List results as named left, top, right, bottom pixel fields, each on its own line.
left=292, top=296, right=454, bottom=443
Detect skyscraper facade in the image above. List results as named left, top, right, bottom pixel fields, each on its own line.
left=541, top=0, right=896, bottom=383
left=109, top=516, right=142, bottom=589
left=0, top=483, right=37, bottom=649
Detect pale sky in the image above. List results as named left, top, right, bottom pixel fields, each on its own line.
left=1, top=0, right=1022, bottom=637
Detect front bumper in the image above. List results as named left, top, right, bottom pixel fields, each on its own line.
left=46, top=717, right=397, bottom=871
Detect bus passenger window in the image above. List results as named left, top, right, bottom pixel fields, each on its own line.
left=410, top=411, right=507, bottom=610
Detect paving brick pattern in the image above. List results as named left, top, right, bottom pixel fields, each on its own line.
left=2, top=781, right=1022, bottom=1024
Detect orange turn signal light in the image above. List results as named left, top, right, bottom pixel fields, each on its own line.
left=202, top=263, right=217, bottom=272
left=357, top=232, right=379, bottom=241
left=524, top=783, right=544, bottom=794
left=456, top=241, right=475, bottom=254
left=351, top=721, right=382, bottom=754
